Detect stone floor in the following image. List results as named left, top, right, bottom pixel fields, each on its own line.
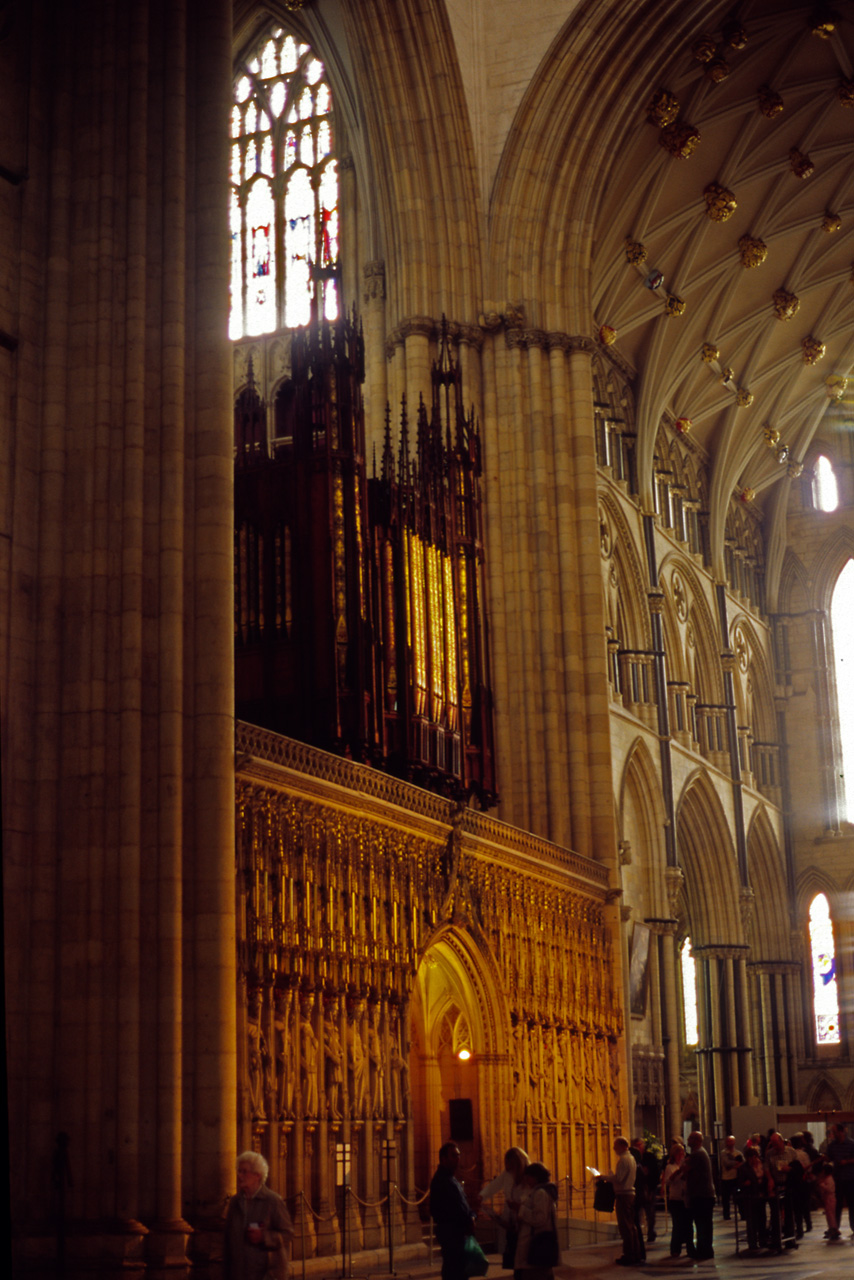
left=353, top=1211, right=854, bottom=1280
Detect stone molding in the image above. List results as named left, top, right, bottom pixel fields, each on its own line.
left=235, top=722, right=610, bottom=892
left=362, top=259, right=385, bottom=301
left=384, top=315, right=485, bottom=358
left=747, top=960, right=800, bottom=975
left=504, top=327, right=594, bottom=354
left=691, top=943, right=751, bottom=959
left=644, top=917, right=679, bottom=936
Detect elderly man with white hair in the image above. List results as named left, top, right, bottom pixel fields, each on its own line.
left=224, top=1150, right=294, bottom=1280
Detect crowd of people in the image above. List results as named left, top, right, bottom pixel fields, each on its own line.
left=219, top=1122, right=854, bottom=1280
left=430, top=1143, right=560, bottom=1280
left=718, top=1122, right=854, bottom=1252
left=614, top=1122, right=854, bottom=1266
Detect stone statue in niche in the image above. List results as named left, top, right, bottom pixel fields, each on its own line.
left=556, top=1028, right=572, bottom=1122
left=511, top=1020, right=528, bottom=1122
left=368, top=1004, right=385, bottom=1117
left=262, top=1025, right=274, bottom=1111
left=274, top=987, right=295, bottom=1118
left=324, top=1009, right=343, bottom=1120
left=391, top=1013, right=409, bottom=1116
left=527, top=1023, right=542, bottom=1122
left=543, top=1029, right=557, bottom=1122
left=389, top=1030, right=406, bottom=1119
left=248, top=1013, right=265, bottom=1120
left=300, top=996, right=320, bottom=1118
left=347, top=999, right=367, bottom=1118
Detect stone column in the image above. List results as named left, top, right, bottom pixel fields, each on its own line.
left=756, top=968, right=776, bottom=1103
left=658, top=921, right=683, bottom=1140
left=5, top=1, right=235, bottom=1267
left=362, top=261, right=388, bottom=456
left=694, top=953, right=712, bottom=1134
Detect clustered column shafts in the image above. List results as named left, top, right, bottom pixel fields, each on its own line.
left=5, top=0, right=236, bottom=1262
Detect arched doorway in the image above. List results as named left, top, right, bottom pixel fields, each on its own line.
left=408, top=926, right=509, bottom=1196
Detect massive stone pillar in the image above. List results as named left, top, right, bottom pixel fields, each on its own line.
left=3, top=0, right=236, bottom=1268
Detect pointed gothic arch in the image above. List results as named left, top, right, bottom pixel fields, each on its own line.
left=744, top=807, right=790, bottom=960
left=618, top=737, right=668, bottom=919
left=808, top=528, right=854, bottom=612
left=675, top=770, right=741, bottom=948
left=599, top=494, right=650, bottom=647
left=805, top=1073, right=842, bottom=1113
left=409, top=923, right=511, bottom=1194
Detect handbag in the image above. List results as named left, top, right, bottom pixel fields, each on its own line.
left=528, top=1227, right=560, bottom=1268
left=463, top=1234, right=489, bottom=1277
left=593, top=1179, right=616, bottom=1213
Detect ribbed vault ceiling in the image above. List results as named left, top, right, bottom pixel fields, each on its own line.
left=590, top=1, right=854, bottom=540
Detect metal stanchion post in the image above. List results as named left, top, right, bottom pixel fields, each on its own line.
left=323, top=1143, right=367, bottom=1280
left=301, top=1192, right=307, bottom=1280
left=384, top=1140, right=395, bottom=1277
left=370, top=1140, right=409, bottom=1280
left=563, top=1175, right=569, bottom=1251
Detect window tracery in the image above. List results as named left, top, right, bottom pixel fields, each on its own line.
left=230, top=27, right=339, bottom=340
left=592, top=361, right=637, bottom=491
left=724, top=501, right=764, bottom=613
left=808, top=893, right=840, bottom=1045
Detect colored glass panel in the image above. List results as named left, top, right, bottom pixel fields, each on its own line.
left=809, top=894, right=840, bottom=1044
left=230, top=26, right=339, bottom=338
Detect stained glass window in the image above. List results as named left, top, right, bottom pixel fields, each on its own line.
left=809, top=893, right=840, bottom=1044
left=681, top=938, right=698, bottom=1047
left=230, top=28, right=338, bottom=340
left=814, top=454, right=839, bottom=512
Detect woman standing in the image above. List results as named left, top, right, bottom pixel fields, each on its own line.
left=515, top=1162, right=559, bottom=1280
left=662, top=1142, right=690, bottom=1258
left=479, top=1147, right=530, bottom=1269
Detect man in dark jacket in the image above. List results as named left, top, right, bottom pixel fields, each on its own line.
left=684, top=1132, right=715, bottom=1260
left=631, top=1137, right=660, bottom=1243
left=827, top=1122, right=854, bottom=1234
left=430, top=1143, right=476, bottom=1280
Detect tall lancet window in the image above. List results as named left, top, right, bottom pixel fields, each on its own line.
left=230, top=27, right=339, bottom=339
left=814, top=454, right=839, bottom=512
left=681, top=938, right=699, bottom=1047
left=809, top=893, right=840, bottom=1045
left=831, top=559, right=854, bottom=819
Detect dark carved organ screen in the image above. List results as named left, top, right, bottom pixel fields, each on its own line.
left=234, top=316, right=496, bottom=806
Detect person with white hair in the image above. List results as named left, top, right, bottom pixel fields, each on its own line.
left=224, top=1150, right=294, bottom=1280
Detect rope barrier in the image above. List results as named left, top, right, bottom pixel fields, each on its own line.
left=394, top=1185, right=430, bottom=1206
left=347, top=1188, right=389, bottom=1209
left=297, top=1188, right=339, bottom=1224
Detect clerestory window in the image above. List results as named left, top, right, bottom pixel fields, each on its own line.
left=813, top=454, right=839, bottom=512
left=808, top=893, right=840, bottom=1045
left=830, top=559, right=854, bottom=820
left=681, top=937, right=698, bottom=1047
left=230, top=27, right=339, bottom=340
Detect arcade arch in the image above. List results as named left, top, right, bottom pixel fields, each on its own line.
left=409, top=926, right=510, bottom=1194
left=675, top=773, right=752, bottom=1130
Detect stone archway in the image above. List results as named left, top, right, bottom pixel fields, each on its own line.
left=408, top=926, right=510, bottom=1196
